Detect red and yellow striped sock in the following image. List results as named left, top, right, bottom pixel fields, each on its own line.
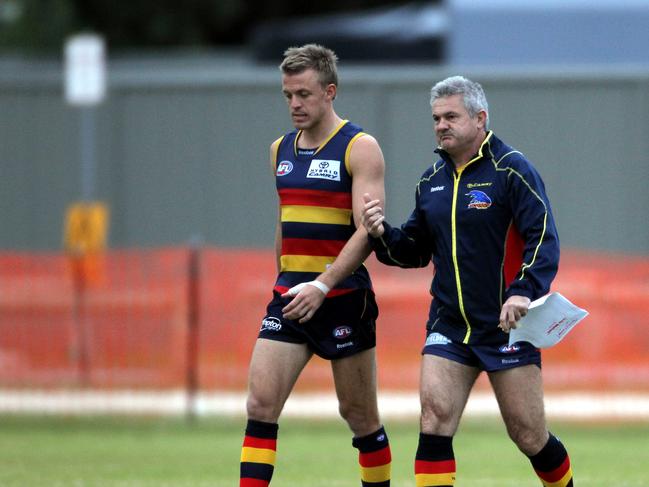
left=528, top=433, right=573, bottom=487
left=240, top=420, right=278, bottom=487
left=352, top=426, right=392, bottom=486
left=414, top=433, right=456, bottom=487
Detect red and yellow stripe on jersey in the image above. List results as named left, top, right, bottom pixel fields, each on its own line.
left=273, top=120, right=372, bottom=297
left=279, top=188, right=351, bottom=273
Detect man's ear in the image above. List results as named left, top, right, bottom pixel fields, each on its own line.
left=325, top=83, right=337, bottom=101
left=477, top=110, right=487, bottom=130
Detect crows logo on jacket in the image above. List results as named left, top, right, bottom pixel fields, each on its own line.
left=466, top=190, right=492, bottom=209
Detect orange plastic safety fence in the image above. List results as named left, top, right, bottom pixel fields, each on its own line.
left=0, top=248, right=647, bottom=392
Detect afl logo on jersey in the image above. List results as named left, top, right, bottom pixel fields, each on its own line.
left=276, top=161, right=293, bottom=176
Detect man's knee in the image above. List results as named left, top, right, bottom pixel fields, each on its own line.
left=421, top=394, right=455, bottom=423
left=506, top=419, right=548, bottom=455
left=420, top=395, right=459, bottom=435
left=246, top=392, right=282, bottom=423
left=339, top=400, right=379, bottom=434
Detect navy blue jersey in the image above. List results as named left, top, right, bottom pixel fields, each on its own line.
left=273, top=120, right=372, bottom=296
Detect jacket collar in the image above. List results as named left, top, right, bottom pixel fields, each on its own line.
left=435, top=131, right=494, bottom=174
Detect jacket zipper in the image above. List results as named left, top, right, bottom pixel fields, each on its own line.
left=452, top=169, right=473, bottom=343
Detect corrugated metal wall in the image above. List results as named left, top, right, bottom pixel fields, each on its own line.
left=2, top=58, right=648, bottom=253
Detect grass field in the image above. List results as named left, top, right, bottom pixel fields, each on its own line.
left=0, top=415, right=648, bottom=486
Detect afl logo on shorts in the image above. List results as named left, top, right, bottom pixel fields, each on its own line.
left=333, top=325, right=353, bottom=339
left=499, top=344, right=520, bottom=353
left=276, top=161, right=293, bottom=176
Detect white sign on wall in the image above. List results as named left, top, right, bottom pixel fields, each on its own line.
left=64, top=34, right=106, bottom=106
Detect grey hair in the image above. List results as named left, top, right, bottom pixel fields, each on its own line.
left=430, top=76, right=489, bottom=129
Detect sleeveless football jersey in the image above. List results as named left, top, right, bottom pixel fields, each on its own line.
left=272, top=120, right=372, bottom=297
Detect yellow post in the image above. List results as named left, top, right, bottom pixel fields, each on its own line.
left=63, top=201, right=110, bottom=285
left=63, top=201, right=109, bottom=386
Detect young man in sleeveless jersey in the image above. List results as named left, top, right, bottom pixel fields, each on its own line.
left=239, top=44, right=391, bottom=487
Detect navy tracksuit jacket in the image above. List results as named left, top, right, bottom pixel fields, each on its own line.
left=370, top=131, right=560, bottom=345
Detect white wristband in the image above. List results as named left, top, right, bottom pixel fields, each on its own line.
left=286, top=280, right=331, bottom=297
left=306, top=280, right=330, bottom=296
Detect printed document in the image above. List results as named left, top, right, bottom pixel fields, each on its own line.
left=508, top=292, right=588, bottom=348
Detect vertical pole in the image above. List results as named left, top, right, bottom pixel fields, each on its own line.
left=72, top=258, right=90, bottom=387
left=80, top=107, right=97, bottom=201
left=186, top=241, right=201, bottom=420
left=64, top=33, right=106, bottom=390
left=73, top=107, right=96, bottom=388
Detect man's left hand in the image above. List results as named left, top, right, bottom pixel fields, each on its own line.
left=281, top=281, right=329, bottom=323
left=499, top=295, right=531, bottom=332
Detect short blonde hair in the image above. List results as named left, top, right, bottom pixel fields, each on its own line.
left=280, top=44, right=339, bottom=88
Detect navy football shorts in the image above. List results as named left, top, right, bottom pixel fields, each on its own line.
left=258, top=289, right=378, bottom=360
left=422, top=330, right=541, bottom=372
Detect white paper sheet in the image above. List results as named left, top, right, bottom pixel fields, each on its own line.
left=508, top=292, right=588, bottom=348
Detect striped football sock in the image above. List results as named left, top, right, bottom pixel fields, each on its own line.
left=352, top=426, right=392, bottom=486
left=528, top=433, right=573, bottom=487
left=240, top=419, right=278, bottom=487
left=414, top=433, right=456, bottom=487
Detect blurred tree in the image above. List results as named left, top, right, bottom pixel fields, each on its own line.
left=0, top=0, right=79, bottom=51
left=0, top=0, right=428, bottom=51
left=251, top=0, right=400, bottom=19
left=72, top=0, right=250, bottom=47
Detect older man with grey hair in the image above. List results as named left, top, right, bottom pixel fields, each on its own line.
left=361, top=75, right=574, bottom=486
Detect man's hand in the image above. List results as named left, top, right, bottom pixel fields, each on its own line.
left=499, top=295, right=531, bottom=332
left=361, top=193, right=385, bottom=238
left=281, top=281, right=330, bottom=323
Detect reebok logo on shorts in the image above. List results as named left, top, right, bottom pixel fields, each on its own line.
left=425, top=332, right=451, bottom=346
left=499, top=344, right=521, bottom=364
left=260, top=317, right=282, bottom=332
